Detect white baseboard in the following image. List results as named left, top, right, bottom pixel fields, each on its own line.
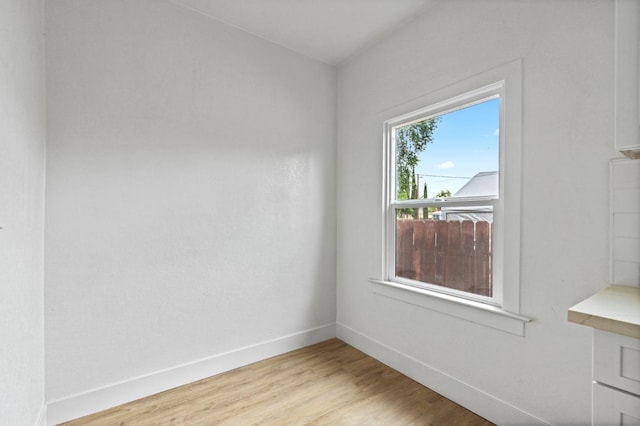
left=336, top=322, right=549, bottom=426
left=46, top=323, right=336, bottom=425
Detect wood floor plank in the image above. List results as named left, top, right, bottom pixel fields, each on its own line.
left=62, top=339, right=493, bottom=425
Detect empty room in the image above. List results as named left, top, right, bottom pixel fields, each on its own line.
left=3, top=0, right=640, bottom=424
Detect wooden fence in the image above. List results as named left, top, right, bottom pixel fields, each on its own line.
left=396, top=219, right=492, bottom=297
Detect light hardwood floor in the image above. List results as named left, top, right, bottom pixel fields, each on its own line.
left=62, top=339, right=493, bottom=425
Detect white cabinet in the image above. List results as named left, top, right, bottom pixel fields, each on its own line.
left=593, top=383, right=640, bottom=426
left=568, top=286, right=640, bottom=426
left=593, top=330, right=640, bottom=425
left=615, top=0, right=640, bottom=158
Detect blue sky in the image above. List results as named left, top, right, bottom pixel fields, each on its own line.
left=413, top=97, right=499, bottom=198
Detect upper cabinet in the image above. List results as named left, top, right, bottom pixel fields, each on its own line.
left=615, top=0, right=640, bottom=159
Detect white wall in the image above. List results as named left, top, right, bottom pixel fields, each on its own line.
left=41, top=0, right=627, bottom=423
left=0, top=0, right=46, bottom=424
left=336, top=0, right=615, bottom=424
left=45, top=0, right=336, bottom=409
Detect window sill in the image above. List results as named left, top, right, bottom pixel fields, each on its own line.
left=369, top=279, right=532, bottom=337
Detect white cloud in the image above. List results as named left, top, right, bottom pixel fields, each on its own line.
left=494, top=128, right=500, bottom=136
left=438, top=161, right=454, bottom=169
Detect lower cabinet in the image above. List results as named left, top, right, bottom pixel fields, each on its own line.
left=593, top=383, right=640, bottom=425
left=593, top=330, right=640, bottom=425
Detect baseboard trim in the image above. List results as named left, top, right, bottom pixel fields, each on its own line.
left=336, top=322, right=549, bottom=426
left=46, top=323, right=336, bottom=425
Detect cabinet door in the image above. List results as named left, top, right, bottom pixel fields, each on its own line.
left=594, top=330, right=640, bottom=396
left=593, top=383, right=640, bottom=426
left=615, top=0, right=640, bottom=157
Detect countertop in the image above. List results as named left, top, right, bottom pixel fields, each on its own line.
left=568, top=285, right=640, bottom=339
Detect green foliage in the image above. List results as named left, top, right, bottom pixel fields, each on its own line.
left=435, top=189, right=452, bottom=198
left=396, top=117, right=440, bottom=202
left=395, top=117, right=440, bottom=219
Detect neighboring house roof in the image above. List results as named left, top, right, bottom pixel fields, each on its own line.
left=452, top=171, right=498, bottom=197
left=440, top=171, right=498, bottom=222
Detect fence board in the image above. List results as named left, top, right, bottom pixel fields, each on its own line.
left=414, top=220, right=436, bottom=284
left=434, top=220, right=449, bottom=285
left=474, top=221, right=492, bottom=297
left=445, top=221, right=464, bottom=291
left=396, top=220, right=415, bottom=280
left=460, top=221, right=476, bottom=293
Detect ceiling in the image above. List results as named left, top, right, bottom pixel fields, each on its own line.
left=169, top=0, right=436, bottom=65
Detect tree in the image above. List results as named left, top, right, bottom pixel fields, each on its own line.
left=396, top=118, right=439, bottom=200
left=422, top=182, right=429, bottom=219
left=395, top=117, right=440, bottom=218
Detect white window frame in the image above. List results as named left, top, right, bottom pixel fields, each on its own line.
left=386, top=88, right=502, bottom=306
left=371, top=59, right=531, bottom=336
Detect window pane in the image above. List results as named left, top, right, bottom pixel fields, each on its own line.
left=395, top=209, right=493, bottom=297
left=394, top=98, right=499, bottom=202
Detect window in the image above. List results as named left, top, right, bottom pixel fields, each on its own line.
left=388, top=90, right=501, bottom=305
left=374, top=60, right=528, bottom=334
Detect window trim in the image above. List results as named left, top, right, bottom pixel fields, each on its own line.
left=369, top=279, right=531, bottom=336
left=386, top=83, right=504, bottom=305
left=373, top=59, right=529, bottom=334
left=386, top=88, right=502, bottom=306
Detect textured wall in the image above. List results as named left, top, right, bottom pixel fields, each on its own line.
left=336, top=0, right=615, bottom=423
left=0, top=0, right=46, bottom=424
left=45, top=0, right=336, bottom=402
